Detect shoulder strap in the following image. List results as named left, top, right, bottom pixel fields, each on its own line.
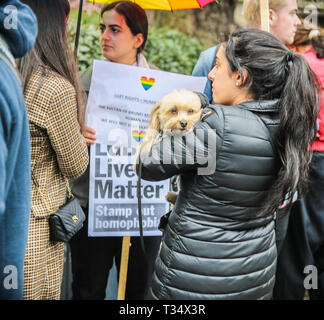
left=31, top=170, right=73, bottom=213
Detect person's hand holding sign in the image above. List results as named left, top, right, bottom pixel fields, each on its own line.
left=82, top=125, right=96, bottom=146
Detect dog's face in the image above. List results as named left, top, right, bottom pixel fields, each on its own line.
left=136, top=89, right=202, bottom=160
left=151, top=89, right=202, bottom=134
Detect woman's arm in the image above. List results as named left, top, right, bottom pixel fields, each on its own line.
left=46, top=82, right=89, bottom=179
left=136, top=118, right=219, bottom=181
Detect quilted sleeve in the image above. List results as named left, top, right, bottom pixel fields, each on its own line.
left=137, top=108, right=223, bottom=181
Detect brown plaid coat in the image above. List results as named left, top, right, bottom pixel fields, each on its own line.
left=23, top=67, right=89, bottom=300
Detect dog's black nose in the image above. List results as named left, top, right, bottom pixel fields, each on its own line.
left=180, top=120, right=187, bottom=128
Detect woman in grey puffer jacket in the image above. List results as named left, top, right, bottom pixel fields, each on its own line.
left=136, top=29, right=320, bottom=300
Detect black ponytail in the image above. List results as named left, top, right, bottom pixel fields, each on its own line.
left=264, top=53, right=320, bottom=217
left=225, top=29, right=320, bottom=217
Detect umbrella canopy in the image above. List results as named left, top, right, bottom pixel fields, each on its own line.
left=86, top=0, right=217, bottom=11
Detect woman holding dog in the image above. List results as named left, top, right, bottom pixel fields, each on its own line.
left=69, top=1, right=161, bottom=300
left=137, top=28, right=320, bottom=299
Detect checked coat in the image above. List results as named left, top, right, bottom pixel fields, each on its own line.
left=23, top=67, right=89, bottom=300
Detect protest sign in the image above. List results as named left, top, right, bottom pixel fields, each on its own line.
left=86, top=60, right=207, bottom=237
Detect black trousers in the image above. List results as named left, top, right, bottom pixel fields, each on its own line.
left=275, top=211, right=291, bottom=255
left=70, top=207, right=161, bottom=300
left=273, top=152, right=324, bottom=300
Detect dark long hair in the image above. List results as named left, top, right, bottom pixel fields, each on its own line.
left=100, top=1, right=148, bottom=54
left=312, top=35, right=324, bottom=59
left=292, top=25, right=324, bottom=59
left=225, top=29, right=320, bottom=217
left=17, top=0, right=86, bottom=126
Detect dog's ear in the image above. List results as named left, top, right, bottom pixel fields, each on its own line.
left=137, top=101, right=161, bottom=158
left=193, top=92, right=209, bottom=108
left=148, top=101, right=161, bottom=131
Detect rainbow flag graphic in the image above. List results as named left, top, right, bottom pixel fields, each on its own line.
left=132, top=130, right=145, bottom=142
left=140, top=76, right=155, bottom=91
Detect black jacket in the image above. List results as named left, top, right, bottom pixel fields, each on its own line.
left=140, top=99, right=280, bottom=300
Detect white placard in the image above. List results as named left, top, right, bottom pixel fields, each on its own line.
left=86, top=60, right=207, bottom=237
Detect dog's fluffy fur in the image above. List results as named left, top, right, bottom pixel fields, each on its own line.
left=133, top=89, right=202, bottom=205
left=137, top=89, right=202, bottom=158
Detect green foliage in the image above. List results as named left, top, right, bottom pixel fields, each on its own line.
left=69, top=11, right=204, bottom=75
left=69, top=24, right=103, bottom=72
left=69, top=6, right=101, bottom=26
left=144, top=26, right=204, bottom=75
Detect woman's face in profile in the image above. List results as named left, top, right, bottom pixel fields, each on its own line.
left=99, top=9, right=144, bottom=65
left=208, top=45, right=239, bottom=106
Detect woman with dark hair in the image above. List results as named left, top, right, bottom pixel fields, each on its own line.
left=99, top=0, right=148, bottom=63
left=136, top=28, right=320, bottom=299
left=274, top=26, right=324, bottom=300
left=17, top=0, right=89, bottom=300
left=69, top=1, right=161, bottom=300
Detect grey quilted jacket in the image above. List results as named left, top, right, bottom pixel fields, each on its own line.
left=140, top=99, right=280, bottom=300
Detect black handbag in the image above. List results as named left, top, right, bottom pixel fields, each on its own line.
left=48, top=195, right=85, bottom=242
left=32, top=172, right=86, bottom=242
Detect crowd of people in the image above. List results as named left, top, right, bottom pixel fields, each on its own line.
left=0, top=0, right=323, bottom=300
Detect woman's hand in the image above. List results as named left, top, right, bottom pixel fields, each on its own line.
left=82, top=125, right=96, bottom=146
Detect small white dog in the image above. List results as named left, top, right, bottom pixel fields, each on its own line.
left=133, top=89, right=202, bottom=205
left=137, top=89, right=202, bottom=158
